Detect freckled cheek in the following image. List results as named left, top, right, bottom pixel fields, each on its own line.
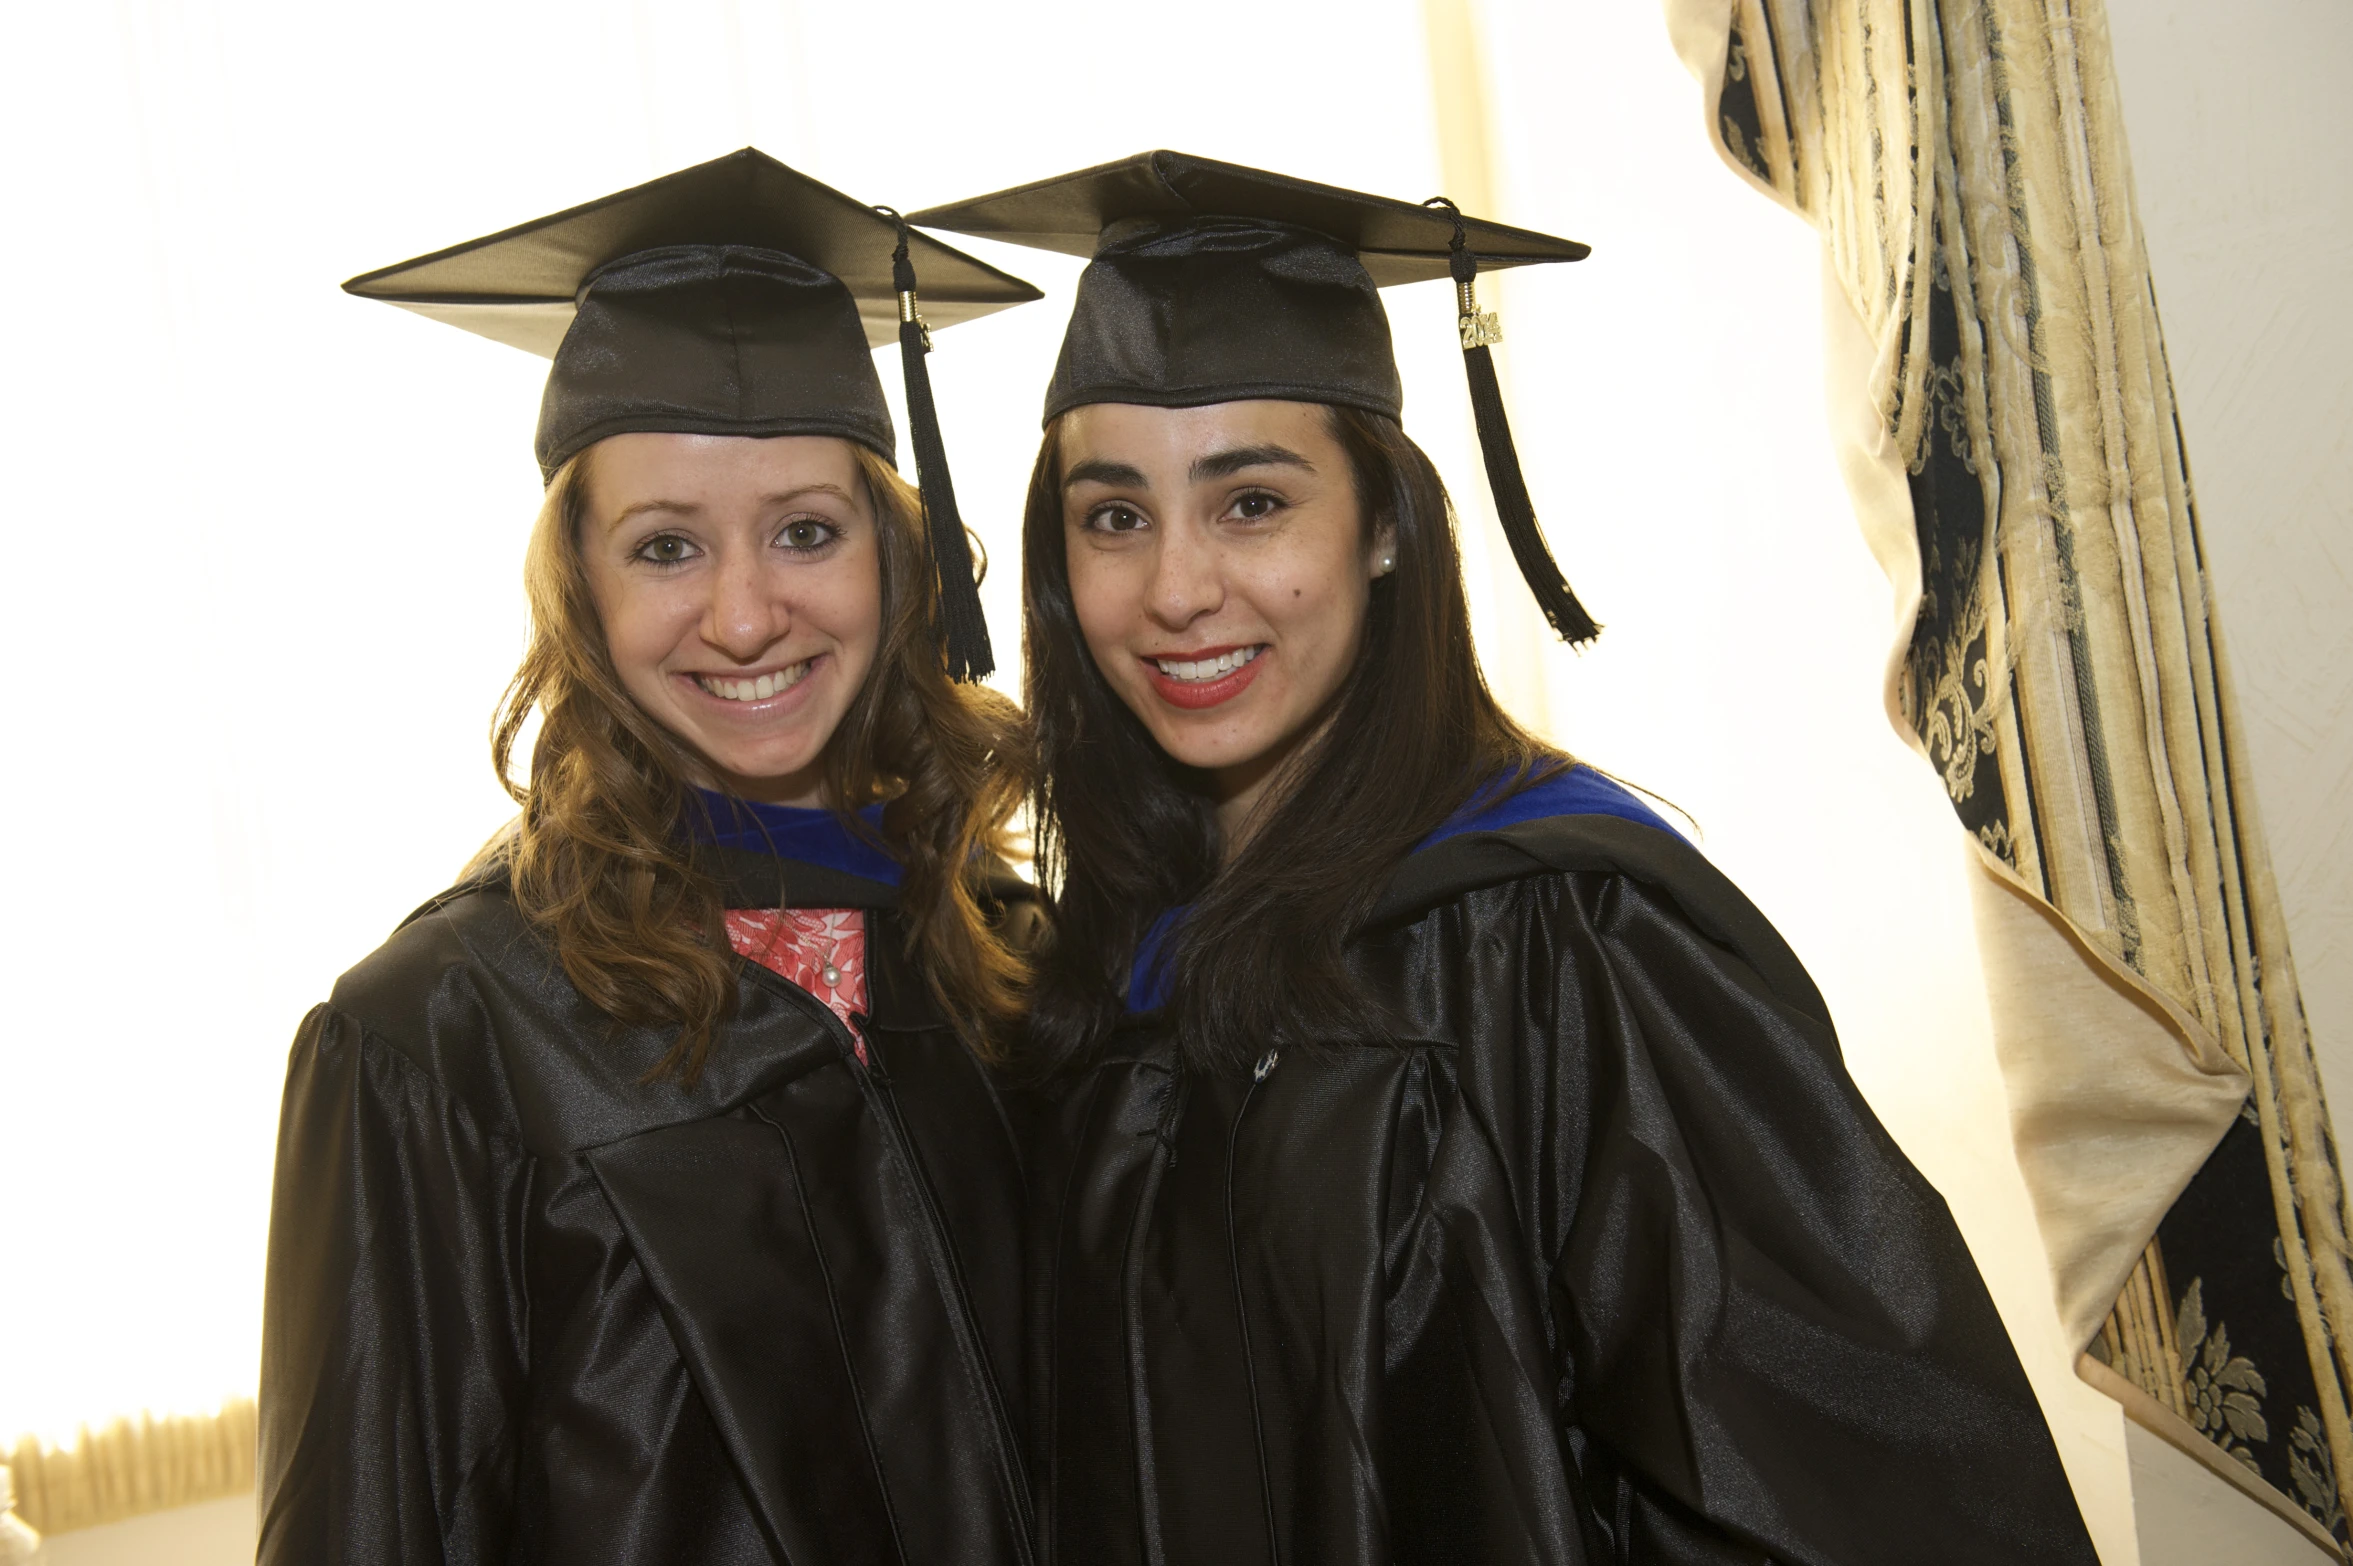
left=825, top=546, right=886, bottom=661
left=1241, top=565, right=1345, bottom=645
left=1268, top=578, right=1369, bottom=699
left=608, top=593, right=705, bottom=683
left=1067, top=555, right=1147, bottom=675
left=798, top=591, right=876, bottom=665
left=587, top=588, right=662, bottom=684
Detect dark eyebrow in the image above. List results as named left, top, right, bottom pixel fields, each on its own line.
left=1190, top=444, right=1313, bottom=482
left=1063, top=445, right=1315, bottom=492
left=1063, top=458, right=1149, bottom=491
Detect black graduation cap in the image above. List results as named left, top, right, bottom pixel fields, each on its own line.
left=910, top=150, right=1600, bottom=647
left=345, top=147, right=1043, bottom=681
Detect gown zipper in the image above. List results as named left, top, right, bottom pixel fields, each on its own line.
left=1228, top=1048, right=1284, bottom=1566
left=1124, top=1069, right=1185, bottom=1566
left=753, top=960, right=1040, bottom=1565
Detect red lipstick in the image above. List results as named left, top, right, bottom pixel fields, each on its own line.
left=1142, top=646, right=1266, bottom=711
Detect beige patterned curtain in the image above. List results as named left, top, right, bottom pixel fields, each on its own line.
left=1664, top=0, right=2353, bottom=1548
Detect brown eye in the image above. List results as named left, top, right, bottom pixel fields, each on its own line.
left=1230, top=491, right=1282, bottom=521
left=1086, top=503, right=1148, bottom=534
left=779, top=518, right=839, bottom=552
left=636, top=533, right=698, bottom=566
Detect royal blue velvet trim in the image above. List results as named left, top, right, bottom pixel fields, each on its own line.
left=687, top=790, right=902, bottom=888
left=1125, top=765, right=1675, bottom=1014
left=1413, top=762, right=1674, bottom=850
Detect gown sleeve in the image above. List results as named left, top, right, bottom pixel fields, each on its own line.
left=1521, top=869, right=2099, bottom=1565
left=258, top=1002, right=533, bottom=1565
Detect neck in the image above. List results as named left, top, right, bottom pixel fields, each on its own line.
left=694, top=762, right=830, bottom=810
left=1207, top=713, right=1332, bottom=865
left=1210, top=770, right=1279, bottom=864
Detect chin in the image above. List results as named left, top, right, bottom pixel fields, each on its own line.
left=729, top=754, right=825, bottom=788
left=698, top=737, right=823, bottom=787
left=1144, top=722, right=1270, bottom=777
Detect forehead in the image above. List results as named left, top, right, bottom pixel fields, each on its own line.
left=1060, top=400, right=1334, bottom=472
left=586, top=432, right=869, bottom=511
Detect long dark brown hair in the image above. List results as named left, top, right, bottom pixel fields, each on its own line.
left=483, top=441, right=1027, bottom=1081
left=1022, top=404, right=1559, bottom=1076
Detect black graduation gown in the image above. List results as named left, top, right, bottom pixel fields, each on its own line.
left=258, top=851, right=1036, bottom=1566
left=1032, top=813, right=2099, bottom=1566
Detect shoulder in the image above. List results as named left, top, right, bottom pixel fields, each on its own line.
left=1369, top=803, right=1828, bottom=1029
left=330, top=871, right=884, bottom=1154
left=329, top=873, right=547, bottom=1036
left=1417, top=763, right=1678, bottom=847
left=318, top=875, right=544, bottom=1131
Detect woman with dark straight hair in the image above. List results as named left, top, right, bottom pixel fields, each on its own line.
left=257, top=153, right=1045, bottom=1566
left=1017, top=400, right=1556, bottom=1072
left=916, top=152, right=2101, bottom=1566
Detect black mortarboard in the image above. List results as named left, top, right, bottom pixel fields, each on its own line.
left=911, top=151, right=1601, bottom=646
left=346, top=148, right=1042, bottom=680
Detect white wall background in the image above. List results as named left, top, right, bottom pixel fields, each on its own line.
left=0, top=0, right=1455, bottom=1441
left=2103, top=1, right=2353, bottom=1560
left=15, top=3, right=2337, bottom=1564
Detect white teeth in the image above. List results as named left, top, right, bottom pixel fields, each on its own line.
left=1154, top=646, right=1262, bottom=682
left=697, top=661, right=812, bottom=702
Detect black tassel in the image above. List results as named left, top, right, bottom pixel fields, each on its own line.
left=880, top=208, right=995, bottom=682
left=1425, top=198, right=1599, bottom=647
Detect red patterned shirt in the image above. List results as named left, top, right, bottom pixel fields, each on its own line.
left=724, top=907, right=869, bottom=1063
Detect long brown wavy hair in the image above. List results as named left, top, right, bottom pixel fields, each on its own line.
left=1022, top=404, right=1560, bottom=1076
left=482, top=440, right=1027, bottom=1081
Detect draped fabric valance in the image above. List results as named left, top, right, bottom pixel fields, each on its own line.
left=1666, top=0, right=2353, bottom=1548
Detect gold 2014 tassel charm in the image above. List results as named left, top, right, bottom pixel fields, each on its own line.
left=1457, top=276, right=1502, bottom=350
left=1423, top=193, right=1600, bottom=647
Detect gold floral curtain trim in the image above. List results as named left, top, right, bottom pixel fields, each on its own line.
left=2080, top=1347, right=2343, bottom=1556
left=3, top=1400, right=254, bottom=1538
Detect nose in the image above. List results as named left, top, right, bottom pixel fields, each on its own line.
left=700, top=546, right=792, bottom=662
left=1143, top=518, right=1224, bottom=631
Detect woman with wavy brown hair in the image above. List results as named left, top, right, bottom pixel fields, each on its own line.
left=257, top=153, right=1045, bottom=1566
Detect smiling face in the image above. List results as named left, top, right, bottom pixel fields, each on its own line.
left=579, top=431, right=883, bottom=806
left=1059, top=400, right=1391, bottom=832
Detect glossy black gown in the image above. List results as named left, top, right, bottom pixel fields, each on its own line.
left=1032, top=812, right=2100, bottom=1565
left=258, top=850, right=1035, bottom=1566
